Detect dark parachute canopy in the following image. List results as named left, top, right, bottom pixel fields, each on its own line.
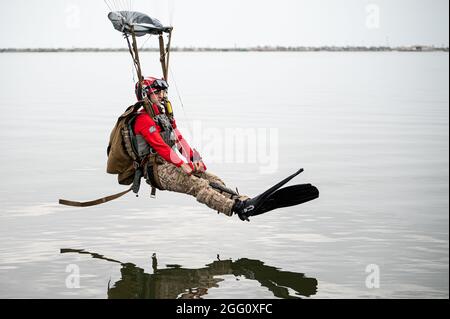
left=108, top=11, right=172, bottom=36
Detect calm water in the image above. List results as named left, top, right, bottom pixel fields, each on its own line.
left=0, top=52, right=448, bottom=299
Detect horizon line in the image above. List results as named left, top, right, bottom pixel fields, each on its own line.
left=1, top=45, right=448, bottom=53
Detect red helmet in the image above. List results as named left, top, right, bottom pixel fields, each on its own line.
left=135, top=77, right=169, bottom=101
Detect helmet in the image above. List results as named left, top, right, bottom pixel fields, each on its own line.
left=135, top=77, right=169, bottom=101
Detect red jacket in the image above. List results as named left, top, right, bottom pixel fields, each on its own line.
left=133, top=105, right=194, bottom=167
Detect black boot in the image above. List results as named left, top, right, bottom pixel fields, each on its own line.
left=232, top=198, right=253, bottom=222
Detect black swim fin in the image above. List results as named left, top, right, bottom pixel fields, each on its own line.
left=234, top=169, right=319, bottom=221
left=251, top=184, right=319, bottom=217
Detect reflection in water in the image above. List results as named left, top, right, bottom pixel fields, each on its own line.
left=61, top=249, right=318, bottom=299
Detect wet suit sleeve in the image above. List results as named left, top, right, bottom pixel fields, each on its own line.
left=134, top=114, right=184, bottom=167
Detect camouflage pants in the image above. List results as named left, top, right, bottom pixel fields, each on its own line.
left=155, top=161, right=244, bottom=216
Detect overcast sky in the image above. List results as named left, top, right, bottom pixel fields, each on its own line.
left=0, top=0, right=448, bottom=48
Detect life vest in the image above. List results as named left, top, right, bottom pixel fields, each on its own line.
left=133, top=113, right=178, bottom=159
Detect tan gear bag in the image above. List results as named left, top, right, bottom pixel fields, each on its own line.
left=107, top=102, right=143, bottom=185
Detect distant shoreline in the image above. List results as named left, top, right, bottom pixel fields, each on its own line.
left=0, top=45, right=448, bottom=53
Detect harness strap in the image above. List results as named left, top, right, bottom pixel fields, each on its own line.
left=159, top=34, right=168, bottom=80
left=145, top=155, right=163, bottom=192
left=151, top=155, right=163, bottom=189
left=165, top=30, right=173, bottom=81
left=59, top=187, right=133, bottom=207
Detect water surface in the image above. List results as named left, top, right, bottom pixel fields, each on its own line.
left=0, top=52, right=448, bottom=298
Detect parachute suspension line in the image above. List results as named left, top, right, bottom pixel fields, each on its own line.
left=136, top=34, right=152, bottom=83
left=166, top=0, right=180, bottom=113
left=159, top=2, right=189, bottom=131
left=119, top=0, right=126, bottom=10
left=166, top=30, right=173, bottom=81
left=169, top=67, right=186, bottom=113
left=168, top=0, right=175, bottom=26
left=135, top=34, right=152, bottom=83
left=110, top=0, right=118, bottom=10
left=130, top=50, right=136, bottom=83
left=109, top=0, right=117, bottom=10
left=140, top=34, right=152, bottom=51
left=129, top=27, right=155, bottom=118
left=130, top=29, right=143, bottom=81
left=121, top=0, right=127, bottom=10
left=116, top=0, right=122, bottom=10
left=168, top=0, right=176, bottom=76
left=103, top=0, right=114, bottom=12
left=125, top=35, right=138, bottom=76
left=122, top=0, right=130, bottom=11
left=124, top=32, right=142, bottom=102
left=169, top=66, right=195, bottom=136
left=157, top=30, right=172, bottom=81
left=112, top=0, right=124, bottom=11
left=125, top=36, right=137, bottom=82
left=158, top=35, right=168, bottom=80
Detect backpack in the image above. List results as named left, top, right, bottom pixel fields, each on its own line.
left=59, top=102, right=150, bottom=208
left=107, top=102, right=143, bottom=185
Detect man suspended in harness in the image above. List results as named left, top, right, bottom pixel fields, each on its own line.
left=130, top=76, right=247, bottom=218
left=59, top=76, right=319, bottom=221
left=59, top=11, right=319, bottom=221
left=112, top=76, right=319, bottom=221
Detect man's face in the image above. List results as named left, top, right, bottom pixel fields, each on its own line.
left=149, top=90, right=165, bottom=104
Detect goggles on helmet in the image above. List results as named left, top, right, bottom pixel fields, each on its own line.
left=150, top=79, right=169, bottom=91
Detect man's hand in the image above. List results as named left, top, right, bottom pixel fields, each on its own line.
left=193, top=161, right=206, bottom=173
left=192, top=149, right=207, bottom=173
left=180, top=163, right=193, bottom=175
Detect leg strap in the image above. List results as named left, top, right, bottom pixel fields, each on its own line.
left=144, top=155, right=164, bottom=196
